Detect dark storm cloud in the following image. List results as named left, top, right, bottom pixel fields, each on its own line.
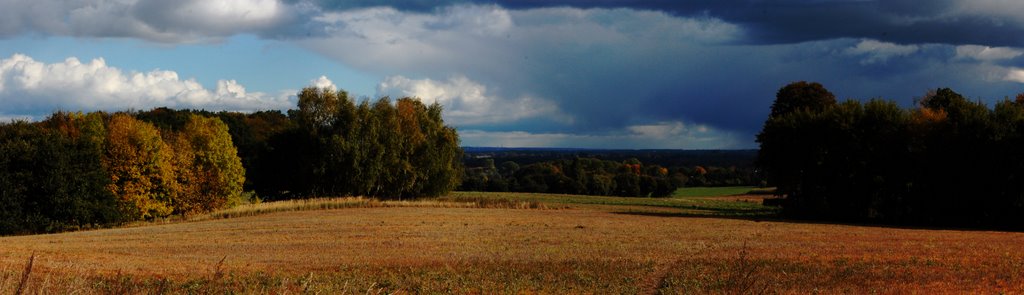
left=551, top=0, right=1024, bottom=47
left=705, top=1, right=1024, bottom=47
left=304, top=0, right=1024, bottom=47
left=292, top=2, right=1024, bottom=148
left=3, top=0, right=1021, bottom=47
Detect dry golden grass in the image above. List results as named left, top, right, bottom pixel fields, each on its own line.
left=196, top=196, right=546, bottom=221
left=0, top=195, right=1022, bottom=293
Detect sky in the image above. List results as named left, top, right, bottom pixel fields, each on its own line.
left=2, top=1, right=1024, bottom=149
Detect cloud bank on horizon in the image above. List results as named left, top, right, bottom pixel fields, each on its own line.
left=2, top=0, right=1024, bottom=148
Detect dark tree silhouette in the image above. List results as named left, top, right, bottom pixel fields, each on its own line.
left=759, top=82, right=1024, bottom=229
left=769, top=81, right=837, bottom=118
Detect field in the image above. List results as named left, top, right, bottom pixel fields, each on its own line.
left=1, top=188, right=1023, bottom=294
left=669, top=186, right=757, bottom=198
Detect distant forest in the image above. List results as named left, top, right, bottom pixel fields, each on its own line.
left=459, top=149, right=762, bottom=197
left=462, top=148, right=759, bottom=168
left=760, top=81, right=1024, bottom=229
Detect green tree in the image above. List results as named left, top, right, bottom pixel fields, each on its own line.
left=280, top=87, right=463, bottom=199
left=216, top=110, right=292, bottom=192
left=410, top=100, right=463, bottom=197
left=0, top=116, right=122, bottom=234
left=918, top=88, right=967, bottom=111
left=296, top=87, right=346, bottom=136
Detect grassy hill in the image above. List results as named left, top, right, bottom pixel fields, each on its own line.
left=1, top=189, right=1022, bottom=293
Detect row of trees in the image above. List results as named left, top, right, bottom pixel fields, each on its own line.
left=461, top=158, right=759, bottom=196
left=1, top=86, right=464, bottom=234
left=0, top=112, right=244, bottom=234
left=758, top=82, right=1024, bottom=228
left=460, top=158, right=680, bottom=197
left=134, top=88, right=463, bottom=200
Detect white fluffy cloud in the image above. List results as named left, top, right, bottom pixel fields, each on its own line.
left=460, top=121, right=739, bottom=149
left=950, top=1, right=1024, bottom=27
left=305, top=5, right=519, bottom=74
left=628, top=121, right=710, bottom=139
left=0, top=0, right=292, bottom=43
left=376, top=75, right=563, bottom=125
left=955, top=45, right=1024, bottom=61
left=311, top=75, right=336, bottom=91
left=845, top=39, right=920, bottom=64
left=1004, top=68, right=1024, bottom=83
left=0, top=53, right=293, bottom=117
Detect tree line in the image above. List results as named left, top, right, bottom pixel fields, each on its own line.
left=462, top=147, right=760, bottom=169
left=0, top=86, right=463, bottom=235
left=759, top=81, right=1024, bottom=228
left=135, top=88, right=463, bottom=200
left=0, top=112, right=245, bottom=234
left=460, top=157, right=757, bottom=197
left=461, top=158, right=758, bottom=197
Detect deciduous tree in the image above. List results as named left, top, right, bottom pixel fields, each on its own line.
left=769, top=81, right=837, bottom=118
left=171, top=115, right=246, bottom=214
left=103, top=114, right=176, bottom=220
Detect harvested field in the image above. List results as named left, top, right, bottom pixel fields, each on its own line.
left=1, top=196, right=1023, bottom=293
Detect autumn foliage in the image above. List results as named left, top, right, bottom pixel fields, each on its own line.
left=129, top=88, right=463, bottom=201
left=0, top=83, right=464, bottom=234
left=170, top=115, right=246, bottom=214
left=103, top=114, right=178, bottom=220
left=0, top=112, right=240, bottom=234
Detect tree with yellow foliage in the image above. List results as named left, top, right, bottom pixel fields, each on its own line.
left=102, top=114, right=176, bottom=220
left=171, top=115, right=245, bottom=214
